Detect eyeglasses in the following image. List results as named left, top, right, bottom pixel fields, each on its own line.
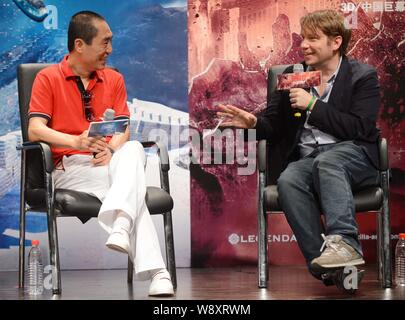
left=82, top=90, right=95, bottom=122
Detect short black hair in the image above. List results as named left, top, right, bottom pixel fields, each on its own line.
left=67, top=11, right=105, bottom=52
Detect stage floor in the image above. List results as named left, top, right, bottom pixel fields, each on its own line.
left=1, top=265, right=404, bottom=300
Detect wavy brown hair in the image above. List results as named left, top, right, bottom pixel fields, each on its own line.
left=300, top=10, right=352, bottom=56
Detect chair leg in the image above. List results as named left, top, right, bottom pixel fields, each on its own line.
left=257, top=172, right=268, bottom=288
left=381, top=208, right=392, bottom=287
left=258, top=207, right=268, bottom=288
left=18, top=205, right=26, bottom=289
left=44, top=173, right=62, bottom=294
left=378, top=209, right=392, bottom=288
left=127, top=256, right=134, bottom=283
left=47, top=210, right=61, bottom=295
left=380, top=170, right=392, bottom=288
left=18, top=152, right=27, bottom=289
left=163, top=211, right=177, bottom=290
left=376, top=212, right=383, bottom=282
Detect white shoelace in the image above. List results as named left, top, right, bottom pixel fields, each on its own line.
left=319, top=233, right=341, bottom=254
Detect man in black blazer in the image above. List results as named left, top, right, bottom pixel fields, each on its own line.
left=218, top=10, right=381, bottom=285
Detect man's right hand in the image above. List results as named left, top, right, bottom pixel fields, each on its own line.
left=28, top=117, right=110, bottom=153
left=75, top=130, right=108, bottom=153
left=216, top=104, right=257, bottom=129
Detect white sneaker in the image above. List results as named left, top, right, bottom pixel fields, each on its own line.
left=105, top=229, right=130, bottom=254
left=148, top=270, right=174, bottom=297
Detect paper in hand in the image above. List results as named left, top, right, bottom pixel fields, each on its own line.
left=88, top=119, right=129, bottom=137
left=277, top=70, right=321, bottom=90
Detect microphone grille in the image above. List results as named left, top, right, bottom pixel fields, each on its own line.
left=103, top=108, right=115, bottom=121
left=293, top=64, right=304, bottom=73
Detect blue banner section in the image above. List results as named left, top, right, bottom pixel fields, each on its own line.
left=0, top=0, right=187, bottom=252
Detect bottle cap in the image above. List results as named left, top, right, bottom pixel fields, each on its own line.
left=399, top=233, right=405, bottom=240
left=31, top=239, right=40, bottom=246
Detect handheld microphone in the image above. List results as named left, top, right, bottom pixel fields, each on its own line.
left=103, top=108, right=115, bottom=121
left=93, top=108, right=115, bottom=157
left=293, top=64, right=304, bottom=118
left=293, top=63, right=304, bottom=73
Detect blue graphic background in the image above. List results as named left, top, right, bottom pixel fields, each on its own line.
left=0, top=0, right=187, bottom=249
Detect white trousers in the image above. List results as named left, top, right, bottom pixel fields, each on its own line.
left=52, top=141, right=165, bottom=280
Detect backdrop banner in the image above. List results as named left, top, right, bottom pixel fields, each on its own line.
left=0, top=0, right=189, bottom=270
left=189, top=0, right=405, bottom=266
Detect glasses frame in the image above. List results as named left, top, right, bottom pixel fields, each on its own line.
left=82, top=90, right=95, bottom=122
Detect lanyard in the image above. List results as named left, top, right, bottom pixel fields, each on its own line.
left=75, top=76, right=87, bottom=95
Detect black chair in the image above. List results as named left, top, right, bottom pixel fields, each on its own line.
left=17, top=63, right=177, bottom=294
left=257, top=65, right=392, bottom=289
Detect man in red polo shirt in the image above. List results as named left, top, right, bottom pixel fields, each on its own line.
left=28, top=11, right=174, bottom=296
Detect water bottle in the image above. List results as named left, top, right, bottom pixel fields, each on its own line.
left=395, top=233, right=405, bottom=287
left=26, top=239, right=44, bottom=295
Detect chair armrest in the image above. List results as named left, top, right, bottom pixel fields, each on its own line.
left=258, top=140, right=267, bottom=173
left=141, top=141, right=170, bottom=171
left=141, top=140, right=171, bottom=193
left=378, top=138, right=389, bottom=171
left=17, top=141, right=54, bottom=173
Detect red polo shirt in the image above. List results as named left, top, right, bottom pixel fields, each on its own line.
left=29, top=55, right=130, bottom=166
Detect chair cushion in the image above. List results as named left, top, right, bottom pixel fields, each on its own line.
left=264, top=185, right=280, bottom=211
left=26, top=186, right=174, bottom=222
left=26, top=188, right=48, bottom=210
left=264, top=185, right=383, bottom=213
left=352, top=187, right=383, bottom=212
left=54, top=189, right=101, bottom=219
left=145, top=186, right=174, bottom=215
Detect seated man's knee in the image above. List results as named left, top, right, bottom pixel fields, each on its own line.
left=313, top=153, right=344, bottom=175
left=122, top=140, right=144, bottom=152
left=277, top=168, right=298, bottom=192
left=119, top=141, right=146, bottom=162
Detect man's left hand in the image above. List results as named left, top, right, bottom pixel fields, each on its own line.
left=92, top=147, right=113, bottom=166
left=289, top=88, right=313, bottom=111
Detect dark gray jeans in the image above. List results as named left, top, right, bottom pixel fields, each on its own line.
left=277, top=141, right=379, bottom=275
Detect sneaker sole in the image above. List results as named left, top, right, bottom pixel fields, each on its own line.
left=311, top=258, right=365, bottom=273
left=105, top=232, right=130, bottom=254
left=149, top=282, right=175, bottom=297
left=106, top=243, right=129, bottom=254
left=148, top=289, right=175, bottom=297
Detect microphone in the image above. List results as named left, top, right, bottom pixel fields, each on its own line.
left=103, top=108, right=115, bottom=121
left=293, top=63, right=304, bottom=73
left=293, top=64, right=304, bottom=118
left=93, top=108, right=115, bottom=157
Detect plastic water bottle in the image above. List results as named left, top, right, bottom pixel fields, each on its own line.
left=395, top=233, right=405, bottom=287
left=26, top=239, right=44, bottom=295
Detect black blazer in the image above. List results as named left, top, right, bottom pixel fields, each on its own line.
left=255, top=56, right=381, bottom=170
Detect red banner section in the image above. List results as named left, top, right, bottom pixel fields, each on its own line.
left=189, top=0, right=405, bottom=266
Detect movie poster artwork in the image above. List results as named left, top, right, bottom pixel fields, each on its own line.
left=189, top=0, right=405, bottom=266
